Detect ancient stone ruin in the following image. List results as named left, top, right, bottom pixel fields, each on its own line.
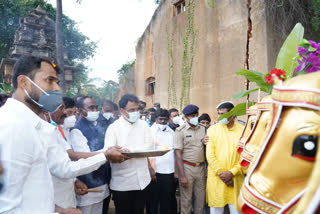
left=0, top=6, right=76, bottom=87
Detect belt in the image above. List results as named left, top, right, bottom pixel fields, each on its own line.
left=183, top=160, right=203, bottom=167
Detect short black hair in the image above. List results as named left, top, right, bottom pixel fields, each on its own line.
left=139, top=100, right=146, bottom=105
left=217, top=102, right=234, bottom=112
left=119, top=94, right=139, bottom=109
left=153, top=102, right=160, bottom=108
left=198, top=113, right=211, bottom=123
left=150, top=113, right=156, bottom=122
left=63, top=96, right=76, bottom=109
left=102, top=100, right=114, bottom=107
left=113, top=103, right=119, bottom=111
left=75, top=95, right=85, bottom=108
left=12, top=55, right=60, bottom=90
left=77, top=96, right=91, bottom=109
left=155, top=108, right=170, bottom=118
left=168, top=108, right=179, bottom=116
left=148, top=108, right=156, bottom=113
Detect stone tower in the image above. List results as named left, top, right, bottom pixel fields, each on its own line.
left=10, top=6, right=56, bottom=59
left=0, top=6, right=76, bottom=87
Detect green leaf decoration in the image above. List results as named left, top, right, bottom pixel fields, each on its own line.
left=235, top=69, right=270, bottom=93
left=309, top=46, right=317, bottom=52
left=217, top=101, right=256, bottom=121
left=299, top=39, right=310, bottom=47
left=275, top=23, right=304, bottom=78
left=0, top=83, right=12, bottom=94
left=232, top=88, right=259, bottom=99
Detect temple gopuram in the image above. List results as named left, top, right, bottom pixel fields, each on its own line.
left=0, top=6, right=76, bottom=88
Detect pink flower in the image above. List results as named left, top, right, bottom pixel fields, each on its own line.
left=305, top=52, right=320, bottom=73
left=309, top=40, right=320, bottom=55
left=297, top=46, right=308, bottom=55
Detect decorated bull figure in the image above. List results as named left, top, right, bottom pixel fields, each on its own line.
left=238, top=96, right=274, bottom=174
left=239, top=72, right=320, bottom=214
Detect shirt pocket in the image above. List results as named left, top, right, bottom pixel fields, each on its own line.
left=184, top=135, right=193, bottom=146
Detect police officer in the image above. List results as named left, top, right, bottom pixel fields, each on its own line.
left=174, top=104, right=206, bottom=214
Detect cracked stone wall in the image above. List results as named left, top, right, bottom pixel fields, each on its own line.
left=134, top=0, right=290, bottom=120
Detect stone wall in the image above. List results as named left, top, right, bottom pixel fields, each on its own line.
left=134, top=0, right=292, bottom=120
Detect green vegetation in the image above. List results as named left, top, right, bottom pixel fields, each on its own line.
left=166, top=0, right=196, bottom=111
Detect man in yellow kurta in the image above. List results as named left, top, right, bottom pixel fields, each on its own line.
left=206, top=101, right=244, bottom=214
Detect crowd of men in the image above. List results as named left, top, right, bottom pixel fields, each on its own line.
left=0, top=55, right=245, bottom=214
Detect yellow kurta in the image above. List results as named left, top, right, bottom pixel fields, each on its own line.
left=206, top=122, right=244, bottom=208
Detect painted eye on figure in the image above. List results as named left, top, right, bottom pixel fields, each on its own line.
left=292, top=135, right=318, bottom=162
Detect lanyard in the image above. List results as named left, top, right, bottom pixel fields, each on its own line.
left=58, top=125, right=67, bottom=142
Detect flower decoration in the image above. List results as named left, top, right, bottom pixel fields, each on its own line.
left=264, top=69, right=286, bottom=85
left=295, top=40, right=320, bottom=73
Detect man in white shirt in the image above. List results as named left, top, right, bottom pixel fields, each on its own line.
left=0, top=55, right=129, bottom=214
left=69, top=96, right=111, bottom=214
left=45, top=103, right=110, bottom=209
left=147, top=108, right=175, bottom=214
left=104, top=94, right=153, bottom=214
left=0, top=55, right=82, bottom=214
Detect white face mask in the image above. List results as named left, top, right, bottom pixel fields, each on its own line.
left=172, top=115, right=180, bottom=125
left=103, top=112, right=114, bottom=120
left=219, top=118, right=229, bottom=125
left=189, top=117, right=199, bottom=126
left=63, top=115, right=76, bottom=129
left=85, top=111, right=99, bottom=122
left=157, top=124, right=167, bottom=131
left=126, top=111, right=140, bottom=123
left=179, top=115, right=185, bottom=126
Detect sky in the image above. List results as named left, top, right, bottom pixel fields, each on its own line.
left=48, top=0, right=158, bottom=83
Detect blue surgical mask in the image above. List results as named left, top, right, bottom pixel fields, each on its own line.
left=189, top=117, right=199, bottom=126
left=50, top=119, right=58, bottom=127
left=23, top=76, right=62, bottom=113
left=219, top=118, right=229, bottom=125
left=126, top=111, right=140, bottom=123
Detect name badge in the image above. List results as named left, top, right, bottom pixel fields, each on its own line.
left=186, top=135, right=192, bottom=138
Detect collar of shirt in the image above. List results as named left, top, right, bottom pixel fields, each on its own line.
left=6, top=98, right=43, bottom=128
left=119, top=115, right=140, bottom=126
left=152, top=123, right=174, bottom=134
left=185, top=121, right=200, bottom=131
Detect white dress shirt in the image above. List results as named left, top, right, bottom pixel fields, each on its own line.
left=104, top=116, right=153, bottom=191
left=151, top=124, right=175, bottom=174
left=69, top=128, right=109, bottom=207
left=52, top=130, right=107, bottom=208
left=0, top=98, right=107, bottom=213
left=0, top=98, right=56, bottom=214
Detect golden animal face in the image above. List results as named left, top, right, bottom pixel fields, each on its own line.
left=250, top=107, right=319, bottom=204
left=238, top=96, right=273, bottom=174
left=237, top=104, right=258, bottom=155
left=239, top=72, right=320, bottom=214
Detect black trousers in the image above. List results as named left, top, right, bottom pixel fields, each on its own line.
left=102, top=196, right=110, bottom=214
left=112, top=188, right=147, bottom=214
left=146, top=173, right=175, bottom=214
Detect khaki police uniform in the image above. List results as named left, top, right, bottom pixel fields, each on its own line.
left=174, top=123, right=206, bottom=214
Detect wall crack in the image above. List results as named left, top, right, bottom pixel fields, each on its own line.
left=245, top=0, right=252, bottom=93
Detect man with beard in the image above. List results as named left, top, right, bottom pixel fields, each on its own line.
left=0, top=55, right=128, bottom=214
